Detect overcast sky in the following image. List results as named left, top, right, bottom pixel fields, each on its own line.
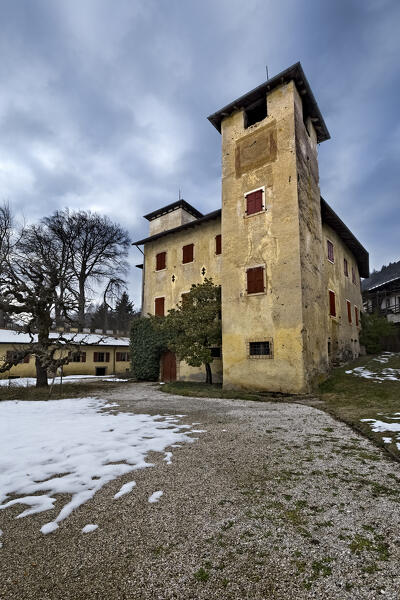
left=0, top=0, right=399, bottom=307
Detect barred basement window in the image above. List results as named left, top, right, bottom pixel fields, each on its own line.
left=247, top=340, right=273, bottom=359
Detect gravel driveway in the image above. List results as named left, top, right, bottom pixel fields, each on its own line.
left=1, top=382, right=400, bottom=599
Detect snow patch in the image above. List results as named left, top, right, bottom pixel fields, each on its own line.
left=0, top=374, right=128, bottom=387
left=82, top=524, right=98, bottom=533
left=114, top=481, right=136, bottom=499
left=148, top=490, right=163, bottom=504
left=0, top=398, right=200, bottom=536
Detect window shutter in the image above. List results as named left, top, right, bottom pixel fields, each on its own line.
left=82, top=352, right=86, bottom=363
left=347, top=300, right=352, bottom=323
left=156, top=252, right=166, bottom=271
left=94, top=352, right=98, bottom=362
left=247, top=267, right=264, bottom=294
left=105, top=352, right=110, bottom=363
left=182, top=243, right=194, bottom=263
left=246, top=190, right=263, bottom=215
left=116, top=352, right=121, bottom=361
left=155, top=297, right=165, bottom=316
left=327, top=240, right=334, bottom=262
left=23, top=354, right=30, bottom=363
left=329, top=291, right=336, bottom=317
left=215, top=234, right=221, bottom=255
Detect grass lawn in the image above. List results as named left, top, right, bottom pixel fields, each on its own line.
left=161, top=352, right=400, bottom=461
left=0, top=379, right=131, bottom=401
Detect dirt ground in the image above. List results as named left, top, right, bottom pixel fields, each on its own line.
left=1, top=382, right=400, bottom=599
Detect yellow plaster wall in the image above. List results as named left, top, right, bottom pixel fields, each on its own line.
left=149, top=208, right=197, bottom=236
left=143, top=217, right=223, bottom=382
left=322, top=224, right=363, bottom=361
left=0, top=344, right=130, bottom=379
left=220, top=81, right=306, bottom=393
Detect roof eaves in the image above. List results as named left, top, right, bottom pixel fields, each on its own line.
left=207, top=62, right=330, bottom=143
left=133, top=209, right=221, bottom=246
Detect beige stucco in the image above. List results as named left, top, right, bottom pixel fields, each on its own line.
left=138, top=77, right=366, bottom=392
left=149, top=207, right=197, bottom=236
left=0, top=343, right=130, bottom=380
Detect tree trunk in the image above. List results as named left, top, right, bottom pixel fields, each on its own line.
left=205, top=362, right=212, bottom=384
left=35, top=356, right=48, bottom=388
left=78, top=278, right=86, bottom=329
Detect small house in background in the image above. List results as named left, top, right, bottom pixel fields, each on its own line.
left=362, top=261, right=400, bottom=324
left=0, top=329, right=131, bottom=380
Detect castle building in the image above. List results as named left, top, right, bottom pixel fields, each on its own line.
left=134, top=63, right=369, bottom=393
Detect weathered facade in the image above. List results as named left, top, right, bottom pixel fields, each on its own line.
left=134, top=63, right=369, bottom=393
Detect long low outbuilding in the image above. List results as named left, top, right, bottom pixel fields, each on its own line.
left=0, top=329, right=131, bottom=380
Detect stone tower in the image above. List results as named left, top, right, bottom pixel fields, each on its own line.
left=208, top=63, right=331, bottom=393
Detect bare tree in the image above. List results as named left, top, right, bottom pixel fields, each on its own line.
left=44, top=210, right=130, bottom=327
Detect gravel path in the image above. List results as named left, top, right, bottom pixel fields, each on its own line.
left=1, top=382, right=400, bottom=599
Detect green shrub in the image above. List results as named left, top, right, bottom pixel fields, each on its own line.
left=359, top=312, right=396, bottom=354
left=130, top=317, right=167, bottom=381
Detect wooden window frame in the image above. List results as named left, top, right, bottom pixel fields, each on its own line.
left=215, top=234, right=222, bottom=255
left=246, top=338, right=273, bottom=359
left=327, top=239, right=334, bottom=264
left=329, top=289, right=336, bottom=318
left=346, top=299, right=352, bottom=324
left=246, top=265, right=266, bottom=295
left=116, top=351, right=130, bottom=362
left=344, top=257, right=349, bottom=277
left=154, top=296, right=165, bottom=317
left=244, top=187, right=265, bottom=217
left=182, top=243, right=194, bottom=264
left=93, top=351, right=110, bottom=363
left=155, top=251, right=167, bottom=271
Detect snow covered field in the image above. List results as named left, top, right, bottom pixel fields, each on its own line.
left=0, top=374, right=128, bottom=387
left=0, top=397, right=201, bottom=536
left=345, top=352, right=400, bottom=382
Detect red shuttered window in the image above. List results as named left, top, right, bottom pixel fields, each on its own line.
left=245, top=189, right=263, bottom=215
left=215, top=234, right=221, bottom=255
left=247, top=267, right=265, bottom=294
left=155, top=297, right=165, bottom=317
left=156, top=252, right=166, bottom=271
left=182, top=243, right=194, bottom=264
left=344, top=258, right=349, bottom=277
left=327, top=240, right=334, bottom=263
left=329, top=290, right=336, bottom=317
left=347, top=300, right=352, bottom=323
left=355, top=306, right=359, bottom=327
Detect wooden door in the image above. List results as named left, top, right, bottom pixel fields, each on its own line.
left=161, top=351, right=176, bottom=382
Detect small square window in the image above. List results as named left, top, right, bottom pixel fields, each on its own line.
left=244, top=99, right=267, bottom=128
left=327, top=240, right=334, bottom=263
left=245, top=189, right=264, bottom=215
left=156, top=251, right=166, bottom=271
left=247, top=266, right=265, bottom=294
left=182, top=243, right=194, bottom=264
left=155, top=297, right=165, bottom=316
left=247, top=339, right=273, bottom=359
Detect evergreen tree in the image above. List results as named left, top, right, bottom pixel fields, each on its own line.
left=114, top=292, right=135, bottom=332
left=159, top=278, right=221, bottom=384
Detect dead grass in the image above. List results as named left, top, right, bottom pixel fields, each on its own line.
left=0, top=379, right=131, bottom=401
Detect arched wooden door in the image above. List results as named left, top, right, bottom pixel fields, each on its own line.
left=161, top=351, right=177, bottom=382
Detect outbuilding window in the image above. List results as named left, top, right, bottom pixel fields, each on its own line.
left=155, top=297, right=165, bottom=316
left=329, top=290, right=336, bottom=317
left=182, top=243, right=194, bottom=264
left=93, top=352, right=110, bottom=363
left=247, top=266, right=265, bottom=294
left=156, top=252, right=166, bottom=271
left=116, top=352, right=130, bottom=362
left=72, top=352, right=86, bottom=363
left=245, top=189, right=264, bottom=215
